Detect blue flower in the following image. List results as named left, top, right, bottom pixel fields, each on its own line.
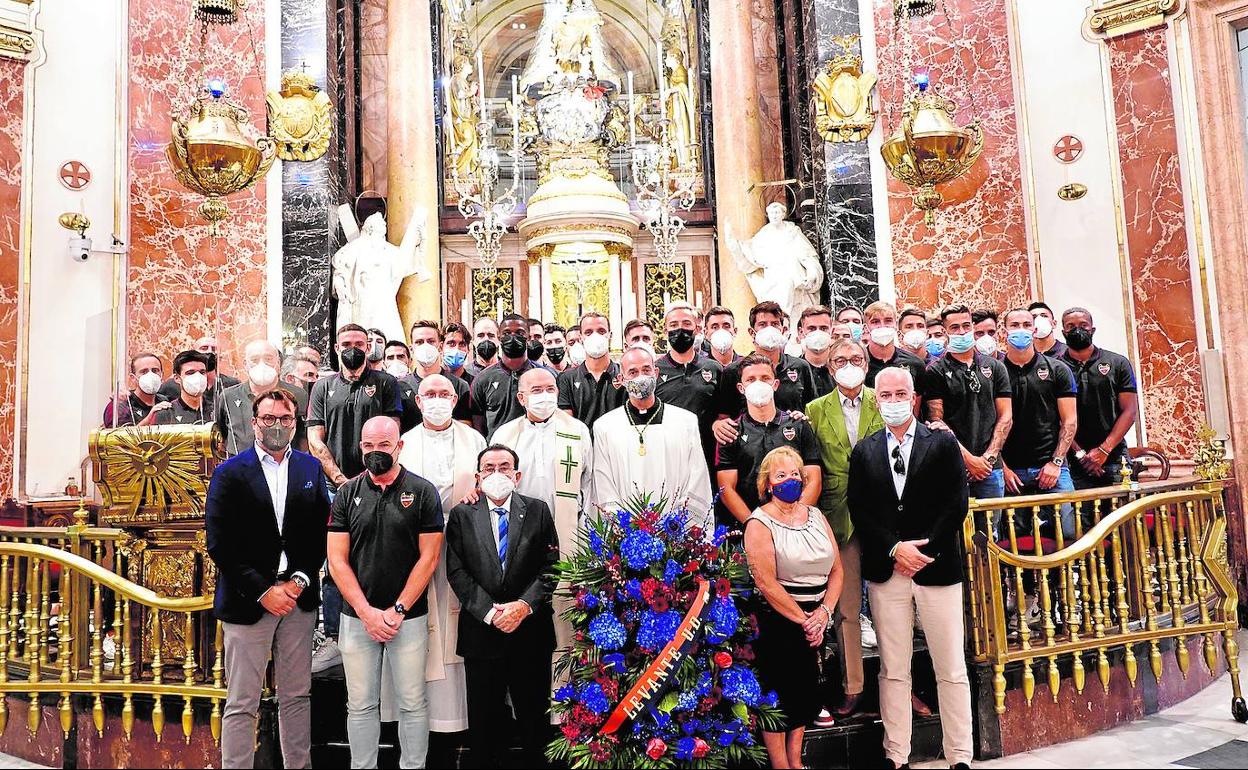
left=589, top=529, right=606, bottom=557
left=588, top=612, right=628, bottom=650
left=662, top=559, right=681, bottom=584
left=675, top=736, right=697, bottom=760
left=761, top=689, right=779, bottom=708
left=554, top=684, right=575, bottom=702
left=581, top=593, right=600, bottom=611
left=695, top=670, right=714, bottom=696
left=660, top=510, right=687, bottom=538
left=636, top=609, right=682, bottom=651
left=712, top=524, right=729, bottom=545
left=579, top=681, right=610, bottom=715
left=704, top=597, right=739, bottom=644
left=676, top=690, right=698, bottom=711
left=625, top=579, right=643, bottom=600
left=602, top=652, right=627, bottom=674
left=616, top=509, right=631, bottom=530
left=721, top=665, right=763, bottom=706
left=621, top=529, right=666, bottom=570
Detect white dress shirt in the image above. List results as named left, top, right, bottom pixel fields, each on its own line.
left=884, top=419, right=917, bottom=500
left=838, top=389, right=863, bottom=447
left=482, top=494, right=514, bottom=625
left=254, top=444, right=309, bottom=588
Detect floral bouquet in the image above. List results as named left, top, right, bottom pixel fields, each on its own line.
left=547, top=494, right=782, bottom=768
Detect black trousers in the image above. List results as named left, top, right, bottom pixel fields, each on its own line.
left=464, top=650, right=553, bottom=769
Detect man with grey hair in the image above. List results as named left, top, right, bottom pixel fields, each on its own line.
left=656, top=301, right=722, bottom=467
left=281, top=353, right=319, bottom=396
left=217, top=339, right=309, bottom=457
left=592, top=345, right=712, bottom=526
left=848, top=366, right=972, bottom=770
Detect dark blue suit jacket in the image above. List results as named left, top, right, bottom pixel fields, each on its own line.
left=205, top=447, right=330, bottom=624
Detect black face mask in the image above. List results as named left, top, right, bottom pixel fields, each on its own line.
left=203, top=352, right=218, bottom=372
left=501, top=333, right=528, bottom=359
left=527, top=339, right=545, bottom=361
left=476, top=340, right=498, bottom=361
left=546, top=346, right=566, bottom=364
left=340, top=346, right=366, bottom=371
left=363, top=450, right=395, bottom=476
left=667, top=328, right=696, bottom=354
left=1065, top=327, right=1094, bottom=351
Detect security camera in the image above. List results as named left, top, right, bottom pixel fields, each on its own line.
left=68, top=235, right=92, bottom=262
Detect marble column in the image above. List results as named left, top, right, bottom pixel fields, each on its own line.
left=387, top=0, right=441, bottom=331
left=0, top=56, right=26, bottom=499
left=710, top=0, right=765, bottom=334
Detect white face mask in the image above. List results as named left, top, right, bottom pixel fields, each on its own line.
left=1033, top=316, right=1054, bottom=339
left=802, top=330, right=832, bottom=353
left=413, top=342, right=440, bottom=368
left=181, top=372, right=208, bottom=397
left=583, top=332, right=610, bottom=359
left=743, top=380, right=775, bottom=407
left=420, top=396, right=454, bottom=426
left=880, top=399, right=914, bottom=427
left=833, top=364, right=866, bottom=390
left=710, top=329, right=735, bottom=353
left=384, top=361, right=409, bottom=378
left=567, top=343, right=587, bottom=366
left=137, top=371, right=162, bottom=396
left=869, top=326, right=897, bottom=347
left=480, top=472, right=516, bottom=502
left=248, top=362, right=278, bottom=389
left=901, top=329, right=927, bottom=350
left=526, top=391, right=559, bottom=421
left=754, top=326, right=786, bottom=352
left=975, top=335, right=998, bottom=356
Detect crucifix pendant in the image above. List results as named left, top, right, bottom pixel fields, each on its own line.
left=638, top=442, right=646, bottom=457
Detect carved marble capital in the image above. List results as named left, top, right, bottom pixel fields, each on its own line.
left=1084, top=0, right=1186, bottom=41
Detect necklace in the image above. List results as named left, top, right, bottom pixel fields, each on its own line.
left=625, top=401, right=662, bottom=456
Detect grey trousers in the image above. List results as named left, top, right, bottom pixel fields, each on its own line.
left=221, top=608, right=317, bottom=769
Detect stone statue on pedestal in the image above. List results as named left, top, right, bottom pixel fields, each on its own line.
left=332, top=210, right=428, bottom=342
left=725, top=202, right=824, bottom=321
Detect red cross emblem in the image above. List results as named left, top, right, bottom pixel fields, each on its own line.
left=1053, top=135, right=1084, bottom=164
left=59, top=160, right=91, bottom=190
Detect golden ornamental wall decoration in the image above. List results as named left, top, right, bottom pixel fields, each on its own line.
left=1083, top=0, right=1185, bottom=41
left=266, top=68, right=333, bottom=162
left=812, top=34, right=878, bottom=143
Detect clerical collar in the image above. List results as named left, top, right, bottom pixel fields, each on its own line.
left=625, top=400, right=664, bottom=423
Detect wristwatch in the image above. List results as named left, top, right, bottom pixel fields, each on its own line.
left=1051, top=456, right=1066, bottom=467
left=394, top=602, right=407, bottom=615
left=983, top=453, right=998, bottom=466
left=290, top=573, right=309, bottom=590
left=1074, top=449, right=1087, bottom=461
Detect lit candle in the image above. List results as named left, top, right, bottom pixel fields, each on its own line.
left=662, top=291, right=671, bottom=311
left=497, top=297, right=504, bottom=321
left=477, top=49, right=487, bottom=118
left=695, top=291, right=704, bottom=311
left=461, top=298, right=470, bottom=325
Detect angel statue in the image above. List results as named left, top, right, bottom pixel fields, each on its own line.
left=332, top=207, right=429, bottom=342
left=725, top=202, right=824, bottom=321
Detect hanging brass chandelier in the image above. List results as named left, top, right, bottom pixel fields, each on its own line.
left=166, top=0, right=275, bottom=236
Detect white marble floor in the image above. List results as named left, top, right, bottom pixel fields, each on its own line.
left=915, top=666, right=1248, bottom=769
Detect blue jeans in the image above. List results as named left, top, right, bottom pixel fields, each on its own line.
left=969, top=469, right=1006, bottom=538
left=340, top=614, right=430, bottom=769
left=1008, top=466, right=1076, bottom=541
left=322, top=576, right=343, bottom=638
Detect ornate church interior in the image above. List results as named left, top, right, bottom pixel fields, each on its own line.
left=3, top=0, right=1248, bottom=768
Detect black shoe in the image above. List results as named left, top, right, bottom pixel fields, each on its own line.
left=951, top=763, right=971, bottom=770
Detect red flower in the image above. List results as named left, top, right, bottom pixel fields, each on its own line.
left=589, top=739, right=612, bottom=762
left=692, top=737, right=710, bottom=758
left=646, top=738, right=667, bottom=759
left=561, top=723, right=581, bottom=741
left=714, top=651, right=733, bottom=668
left=652, top=595, right=670, bottom=613
left=715, top=578, right=732, bottom=597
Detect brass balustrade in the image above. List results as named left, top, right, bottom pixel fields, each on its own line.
left=961, top=478, right=1244, bottom=720
left=0, top=538, right=223, bottom=744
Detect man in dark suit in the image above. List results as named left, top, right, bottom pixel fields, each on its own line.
left=445, top=444, right=559, bottom=769
left=848, top=367, right=972, bottom=770
left=205, top=389, right=330, bottom=769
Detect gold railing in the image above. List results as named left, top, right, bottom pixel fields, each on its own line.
left=962, top=479, right=1243, bottom=718
left=0, top=528, right=224, bottom=743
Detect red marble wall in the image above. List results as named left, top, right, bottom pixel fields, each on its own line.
left=0, top=58, right=25, bottom=501
left=127, top=0, right=268, bottom=375
left=752, top=0, right=787, bottom=186
left=1108, top=29, right=1203, bottom=457
left=872, top=0, right=1030, bottom=312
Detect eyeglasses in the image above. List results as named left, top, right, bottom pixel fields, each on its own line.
left=892, top=445, right=906, bottom=475
left=257, top=415, right=297, bottom=428
left=832, top=356, right=867, bottom=368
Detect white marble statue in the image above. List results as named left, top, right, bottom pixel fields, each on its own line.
left=333, top=209, right=428, bottom=342
left=726, top=202, right=825, bottom=322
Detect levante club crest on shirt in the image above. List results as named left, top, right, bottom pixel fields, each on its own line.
left=980, top=366, right=992, bottom=379
left=1099, top=363, right=1111, bottom=376
left=787, top=369, right=798, bottom=381
left=702, top=370, right=713, bottom=382
left=782, top=426, right=796, bottom=441
left=400, top=492, right=414, bottom=508
left=1037, top=367, right=1050, bottom=380
left=364, top=384, right=377, bottom=397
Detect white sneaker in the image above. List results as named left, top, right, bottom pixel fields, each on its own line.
left=814, top=708, right=836, bottom=728
left=860, top=615, right=878, bottom=648
left=311, top=636, right=341, bottom=673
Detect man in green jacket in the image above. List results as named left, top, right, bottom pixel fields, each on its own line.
left=806, top=339, right=884, bottom=720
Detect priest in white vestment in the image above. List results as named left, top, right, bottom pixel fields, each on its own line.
left=592, top=346, right=713, bottom=530
left=492, top=368, right=594, bottom=700
left=397, top=374, right=485, bottom=733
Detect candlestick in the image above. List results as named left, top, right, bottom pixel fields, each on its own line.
left=460, top=298, right=470, bottom=326
left=476, top=49, right=487, bottom=119
left=496, top=296, right=504, bottom=321
left=656, top=42, right=666, bottom=116
left=695, top=291, right=704, bottom=311
left=627, top=70, right=636, bottom=149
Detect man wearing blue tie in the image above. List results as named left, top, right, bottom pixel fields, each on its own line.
left=445, top=444, right=559, bottom=769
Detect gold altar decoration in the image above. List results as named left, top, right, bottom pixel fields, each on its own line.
left=1193, top=424, right=1230, bottom=482
left=880, top=84, right=983, bottom=224
left=893, top=0, right=937, bottom=16
left=812, top=34, right=878, bottom=143
left=88, top=425, right=224, bottom=526
left=266, top=68, right=333, bottom=162
left=57, top=212, right=90, bottom=237
left=194, top=0, right=238, bottom=25
left=1083, top=0, right=1185, bottom=41
left=471, top=266, right=515, bottom=320
left=0, top=27, right=34, bottom=61
left=551, top=258, right=610, bottom=329
left=643, top=262, right=688, bottom=332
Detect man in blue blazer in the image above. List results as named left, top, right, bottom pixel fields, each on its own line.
left=206, top=389, right=330, bottom=769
